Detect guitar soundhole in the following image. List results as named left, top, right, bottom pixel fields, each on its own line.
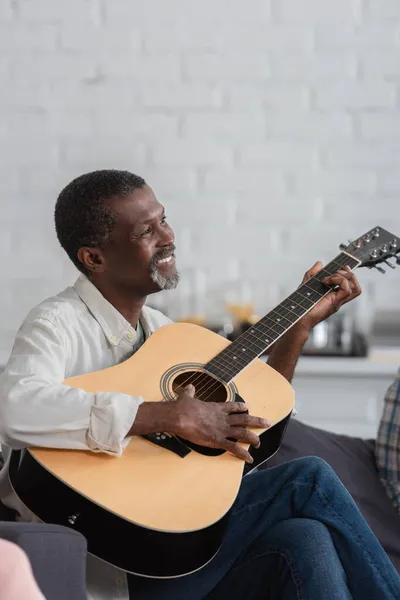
left=172, top=371, right=227, bottom=403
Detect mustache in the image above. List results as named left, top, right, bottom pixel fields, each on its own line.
left=150, top=245, right=176, bottom=268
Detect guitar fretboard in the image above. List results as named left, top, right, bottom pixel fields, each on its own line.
left=205, top=252, right=360, bottom=383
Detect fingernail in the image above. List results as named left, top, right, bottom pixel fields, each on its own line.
left=262, top=419, right=270, bottom=427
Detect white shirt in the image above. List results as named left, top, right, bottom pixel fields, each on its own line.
left=0, top=274, right=171, bottom=599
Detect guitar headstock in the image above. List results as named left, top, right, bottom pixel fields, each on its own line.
left=341, top=226, right=400, bottom=273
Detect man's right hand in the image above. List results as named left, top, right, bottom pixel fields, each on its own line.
left=173, top=384, right=270, bottom=464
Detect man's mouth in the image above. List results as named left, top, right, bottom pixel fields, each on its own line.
left=157, top=255, right=175, bottom=266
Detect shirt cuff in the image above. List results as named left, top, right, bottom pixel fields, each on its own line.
left=86, top=392, right=144, bottom=456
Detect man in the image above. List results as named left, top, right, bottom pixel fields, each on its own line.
left=0, top=169, right=399, bottom=600
left=376, top=367, right=400, bottom=514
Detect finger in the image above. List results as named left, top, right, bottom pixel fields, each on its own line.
left=322, top=274, right=352, bottom=294
left=322, top=270, right=353, bottom=285
left=344, top=268, right=362, bottom=297
left=184, top=384, right=196, bottom=398
left=222, top=401, right=250, bottom=414
left=228, top=413, right=270, bottom=429
left=227, top=426, right=261, bottom=448
left=302, top=261, right=323, bottom=284
left=221, top=439, right=253, bottom=464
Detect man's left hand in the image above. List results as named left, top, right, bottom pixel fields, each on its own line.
left=295, top=261, right=362, bottom=335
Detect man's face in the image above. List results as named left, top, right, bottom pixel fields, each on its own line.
left=98, top=185, right=179, bottom=295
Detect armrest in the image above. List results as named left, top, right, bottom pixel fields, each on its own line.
left=0, top=522, right=87, bottom=600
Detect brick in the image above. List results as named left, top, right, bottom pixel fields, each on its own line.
left=46, top=80, right=138, bottom=111
left=139, top=83, right=222, bottom=110
left=224, top=84, right=309, bottom=111
left=182, top=113, right=266, bottom=140
left=204, top=168, right=285, bottom=194
left=60, top=138, right=148, bottom=171
left=18, top=0, right=99, bottom=22
left=0, top=24, right=57, bottom=51
left=321, top=194, right=400, bottom=224
left=0, top=0, right=12, bottom=21
left=152, top=142, right=234, bottom=167
left=60, top=23, right=140, bottom=52
left=235, top=194, right=320, bottom=223
left=141, top=167, right=199, bottom=196
left=239, top=142, right=318, bottom=168
left=274, top=0, right=360, bottom=22
left=0, top=82, right=49, bottom=111
left=92, top=114, right=179, bottom=139
left=292, top=169, right=377, bottom=194
left=361, top=51, right=400, bottom=77
left=270, top=54, right=357, bottom=80
left=314, top=24, right=400, bottom=50
left=184, top=53, right=269, bottom=81
left=377, top=171, right=400, bottom=193
left=105, top=0, right=268, bottom=24
left=321, top=142, right=400, bottom=167
left=359, top=114, right=400, bottom=139
left=98, top=52, right=180, bottom=81
left=265, top=113, right=353, bottom=139
left=5, top=111, right=94, bottom=138
left=10, top=56, right=98, bottom=83
left=1, top=140, right=59, bottom=166
left=283, top=226, right=356, bottom=264
left=314, top=82, right=396, bottom=109
left=366, top=0, right=400, bottom=19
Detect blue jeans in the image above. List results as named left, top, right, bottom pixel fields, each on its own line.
left=127, top=457, right=400, bottom=599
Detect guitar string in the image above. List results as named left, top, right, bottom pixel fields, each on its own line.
left=170, top=254, right=356, bottom=404
left=179, top=254, right=353, bottom=401
left=173, top=255, right=354, bottom=403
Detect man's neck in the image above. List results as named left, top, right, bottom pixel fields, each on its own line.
left=93, top=281, right=147, bottom=329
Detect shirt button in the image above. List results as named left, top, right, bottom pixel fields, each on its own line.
left=110, top=334, right=117, bottom=343
left=127, top=332, right=134, bottom=341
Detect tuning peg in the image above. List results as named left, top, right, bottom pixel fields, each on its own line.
left=375, top=266, right=386, bottom=274
left=339, top=243, right=347, bottom=250
left=396, top=257, right=400, bottom=266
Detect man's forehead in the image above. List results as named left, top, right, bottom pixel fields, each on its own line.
left=109, top=188, right=163, bottom=224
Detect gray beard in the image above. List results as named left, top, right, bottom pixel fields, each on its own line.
left=150, top=265, right=180, bottom=290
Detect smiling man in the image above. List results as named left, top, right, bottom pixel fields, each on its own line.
left=0, top=169, right=399, bottom=600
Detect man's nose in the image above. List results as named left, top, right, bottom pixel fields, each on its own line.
left=159, top=224, right=175, bottom=246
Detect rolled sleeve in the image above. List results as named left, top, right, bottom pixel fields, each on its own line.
left=87, top=392, right=144, bottom=455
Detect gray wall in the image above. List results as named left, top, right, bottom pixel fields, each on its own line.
left=1, top=0, right=400, bottom=362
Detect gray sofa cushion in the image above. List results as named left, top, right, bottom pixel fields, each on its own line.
left=258, top=418, right=400, bottom=572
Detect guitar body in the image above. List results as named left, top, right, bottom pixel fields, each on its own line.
left=10, top=322, right=294, bottom=577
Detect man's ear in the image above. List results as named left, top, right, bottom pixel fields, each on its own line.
left=77, top=247, right=106, bottom=274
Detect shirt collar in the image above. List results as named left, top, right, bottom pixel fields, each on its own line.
left=73, top=274, right=153, bottom=346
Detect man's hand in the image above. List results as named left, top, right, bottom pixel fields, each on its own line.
left=174, top=384, right=269, bottom=464
left=295, top=261, right=362, bottom=335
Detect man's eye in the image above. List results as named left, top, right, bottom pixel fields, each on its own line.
left=141, top=227, right=152, bottom=236
left=160, top=216, right=167, bottom=224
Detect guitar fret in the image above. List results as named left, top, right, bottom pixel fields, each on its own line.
left=204, top=252, right=361, bottom=383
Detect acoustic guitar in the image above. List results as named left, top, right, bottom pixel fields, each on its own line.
left=9, top=226, right=400, bottom=578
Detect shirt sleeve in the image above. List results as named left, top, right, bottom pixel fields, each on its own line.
left=0, top=317, right=143, bottom=456
left=375, top=367, right=400, bottom=513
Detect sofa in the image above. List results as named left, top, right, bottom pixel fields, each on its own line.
left=0, top=501, right=87, bottom=599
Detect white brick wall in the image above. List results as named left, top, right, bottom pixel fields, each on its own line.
left=1, top=0, right=400, bottom=364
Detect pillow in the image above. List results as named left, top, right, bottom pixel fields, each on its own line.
left=258, top=418, right=400, bottom=572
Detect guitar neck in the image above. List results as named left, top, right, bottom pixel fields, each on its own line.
left=205, top=251, right=361, bottom=383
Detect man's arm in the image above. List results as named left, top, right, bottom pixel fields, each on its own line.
left=0, top=317, right=142, bottom=456
left=267, top=326, right=309, bottom=383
